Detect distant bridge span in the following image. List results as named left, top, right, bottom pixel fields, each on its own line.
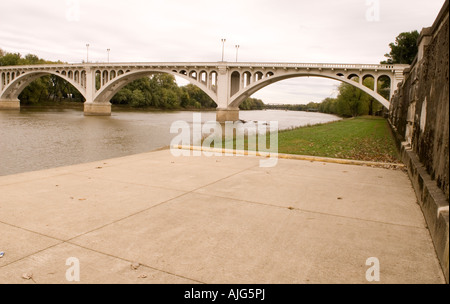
left=0, top=62, right=408, bottom=121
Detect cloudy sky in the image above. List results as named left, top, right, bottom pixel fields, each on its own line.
left=0, top=0, right=445, bottom=104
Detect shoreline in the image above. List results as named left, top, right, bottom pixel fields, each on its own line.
left=0, top=107, right=342, bottom=177
left=17, top=102, right=345, bottom=116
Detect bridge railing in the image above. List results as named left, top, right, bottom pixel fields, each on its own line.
left=226, top=62, right=407, bottom=70
left=0, top=62, right=408, bottom=71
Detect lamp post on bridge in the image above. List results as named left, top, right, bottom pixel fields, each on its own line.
left=235, top=45, right=239, bottom=62
left=221, top=38, right=226, bottom=62
left=86, top=44, right=89, bottom=63
left=107, top=48, right=110, bottom=63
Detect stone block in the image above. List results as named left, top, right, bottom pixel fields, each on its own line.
left=84, top=102, right=111, bottom=116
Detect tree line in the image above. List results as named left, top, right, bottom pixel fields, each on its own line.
left=258, top=76, right=389, bottom=117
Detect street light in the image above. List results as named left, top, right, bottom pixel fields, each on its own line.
left=107, top=48, right=110, bottom=63
left=221, top=38, right=226, bottom=62
left=235, top=45, right=240, bottom=62
left=86, top=44, right=89, bottom=63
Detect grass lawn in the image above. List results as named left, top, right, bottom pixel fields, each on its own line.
left=276, top=116, right=400, bottom=163
left=220, top=116, right=401, bottom=164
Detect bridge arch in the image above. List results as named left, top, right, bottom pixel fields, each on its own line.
left=93, top=68, right=218, bottom=104
left=347, top=73, right=359, bottom=80
left=376, top=74, right=392, bottom=99
left=227, top=72, right=392, bottom=109
left=0, top=70, right=87, bottom=101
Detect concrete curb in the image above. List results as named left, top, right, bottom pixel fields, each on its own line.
left=171, top=145, right=405, bottom=169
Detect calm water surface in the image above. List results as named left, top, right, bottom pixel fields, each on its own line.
left=0, top=106, right=340, bottom=176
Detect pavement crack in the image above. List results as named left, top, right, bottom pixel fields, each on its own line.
left=190, top=192, right=429, bottom=230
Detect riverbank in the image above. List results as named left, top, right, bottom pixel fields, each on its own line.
left=1, top=108, right=340, bottom=176
left=277, top=116, right=401, bottom=164
left=19, top=101, right=218, bottom=112
left=222, top=116, right=400, bottom=164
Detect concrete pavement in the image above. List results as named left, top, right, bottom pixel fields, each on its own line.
left=0, top=149, right=445, bottom=284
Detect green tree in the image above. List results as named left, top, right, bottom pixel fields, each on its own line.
left=23, top=54, right=47, bottom=65
left=0, top=52, right=22, bottom=66
left=318, top=97, right=338, bottom=114
left=381, top=30, right=419, bottom=64
left=239, top=97, right=265, bottom=110
left=306, top=102, right=320, bottom=111
left=161, top=88, right=180, bottom=109
left=112, top=88, right=132, bottom=104
left=377, top=77, right=391, bottom=100
left=179, top=89, right=191, bottom=108
left=130, top=89, right=146, bottom=107
left=181, top=84, right=216, bottom=108
left=1, top=50, right=83, bottom=103
left=332, top=77, right=384, bottom=117
left=19, top=78, right=49, bottom=104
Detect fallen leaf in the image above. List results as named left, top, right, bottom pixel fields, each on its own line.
left=22, top=272, right=33, bottom=280
left=131, top=262, right=140, bottom=270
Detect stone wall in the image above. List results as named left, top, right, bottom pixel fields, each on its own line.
left=388, top=0, right=449, bottom=283
left=390, top=3, right=449, bottom=200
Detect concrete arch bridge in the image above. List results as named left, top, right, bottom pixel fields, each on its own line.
left=0, top=62, right=408, bottom=121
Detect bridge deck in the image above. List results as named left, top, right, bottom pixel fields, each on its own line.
left=0, top=61, right=407, bottom=70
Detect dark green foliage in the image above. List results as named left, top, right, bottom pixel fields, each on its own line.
left=110, top=77, right=216, bottom=109
left=0, top=52, right=22, bottom=66
left=265, top=103, right=320, bottom=112
left=0, top=49, right=84, bottom=104
left=180, top=84, right=216, bottom=108
left=239, top=97, right=265, bottom=110
left=381, top=30, right=419, bottom=64
left=316, top=77, right=384, bottom=117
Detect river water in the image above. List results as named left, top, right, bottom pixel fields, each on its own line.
left=0, top=106, right=340, bottom=176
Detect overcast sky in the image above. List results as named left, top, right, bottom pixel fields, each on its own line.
left=0, top=0, right=445, bottom=104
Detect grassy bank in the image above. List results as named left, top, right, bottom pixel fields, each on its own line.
left=276, top=116, right=400, bottom=163
left=221, top=116, right=401, bottom=164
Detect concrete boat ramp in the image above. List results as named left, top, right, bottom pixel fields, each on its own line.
left=0, top=149, right=445, bottom=284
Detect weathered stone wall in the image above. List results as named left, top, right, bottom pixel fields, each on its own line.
left=388, top=0, right=449, bottom=283
left=389, top=2, right=449, bottom=201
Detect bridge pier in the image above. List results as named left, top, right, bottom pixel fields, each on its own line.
left=0, top=99, right=20, bottom=110
left=84, top=102, right=111, bottom=116
left=216, top=108, right=240, bottom=123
